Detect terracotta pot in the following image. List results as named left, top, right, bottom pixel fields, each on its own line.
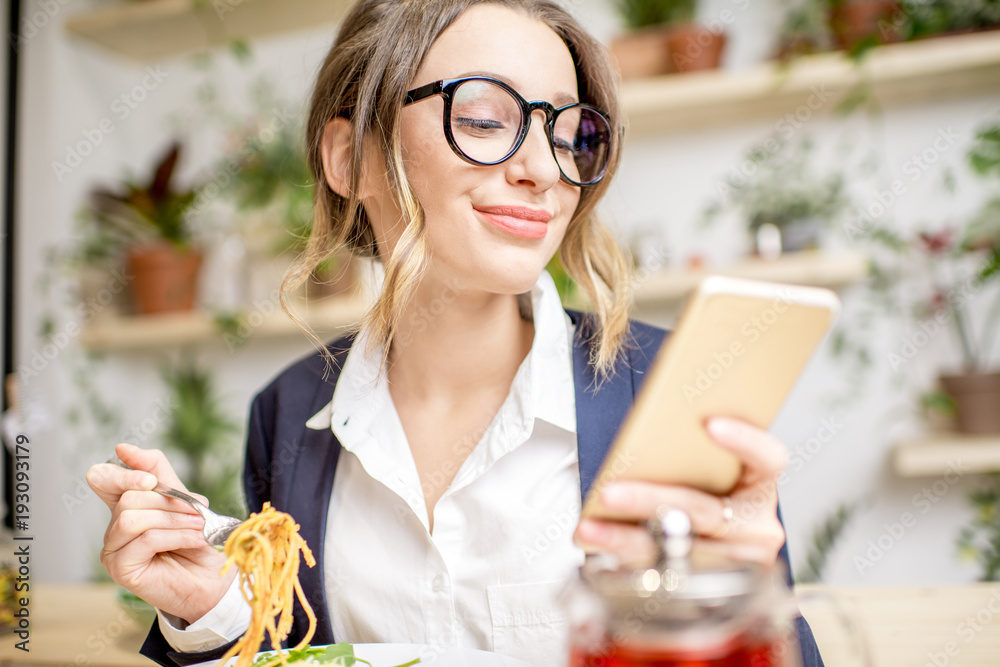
left=828, top=0, right=902, bottom=50
left=126, top=244, right=202, bottom=315
left=609, top=25, right=672, bottom=79
left=939, top=371, right=1000, bottom=435
left=666, top=25, right=727, bottom=73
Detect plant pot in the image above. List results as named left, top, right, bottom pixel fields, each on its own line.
left=609, top=25, right=673, bottom=79
left=666, top=25, right=727, bottom=73
left=751, top=219, right=824, bottom=259
left=126, top=244, right=203, bottom=315
left=939, top=371, right=1000, bottom=435
left=828, top=0, right=902, bottom=51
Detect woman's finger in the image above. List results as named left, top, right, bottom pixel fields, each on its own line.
left=104, top=508, right=206, bottom=553
left=101, top=528, right=219, bottom=586
left=114, top=443, right=189, bottom=491
left=87, top=463, right=157, bottom=509
left=706, top=418, right=788, bottom=488
left=115, top=489, right=203, bottom=516
left=595, top=481, right=733, bottom=537
left=574, top=519, right=656, bottom=567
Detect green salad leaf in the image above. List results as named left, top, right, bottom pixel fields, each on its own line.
left=249, top=643, right=419, bottom=667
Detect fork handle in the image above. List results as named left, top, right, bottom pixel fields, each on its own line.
left=106, top=456, right=208, bottom=518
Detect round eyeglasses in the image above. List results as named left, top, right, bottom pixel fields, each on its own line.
left=403, top=76, right=613, bottom=187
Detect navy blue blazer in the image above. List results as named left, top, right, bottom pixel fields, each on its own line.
left=140, top=310, right=824, bottom=666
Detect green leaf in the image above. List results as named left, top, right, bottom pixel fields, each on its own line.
left=250, top=644, right=418, bottom=667
left=228, top=38, right=253, bottom=64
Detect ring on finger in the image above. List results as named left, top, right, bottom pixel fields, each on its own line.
left=709, top=496, right=734, bottom=539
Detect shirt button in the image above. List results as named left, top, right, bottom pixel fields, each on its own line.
left=432, top=575, right=445, bottom=592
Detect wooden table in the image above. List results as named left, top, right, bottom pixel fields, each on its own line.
left=798, top=584, right=1000, bottom=666
left=0, top=583, right=997, bottom=666
left=0, top=583, right=152, bottom=667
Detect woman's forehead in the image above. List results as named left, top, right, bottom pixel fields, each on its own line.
left=415, top=4, right=579, bottom=102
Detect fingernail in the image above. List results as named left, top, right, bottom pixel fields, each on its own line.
left=134, top=472, right=156, bottom=489
left=576, top=520, right=611, bottom=545
left=601, top=484, right=633, bottom=509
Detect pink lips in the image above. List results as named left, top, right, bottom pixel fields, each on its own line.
left=475, top=205, right=552, bottom=240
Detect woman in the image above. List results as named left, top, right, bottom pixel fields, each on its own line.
left=87, top=1, right=823, bottom=666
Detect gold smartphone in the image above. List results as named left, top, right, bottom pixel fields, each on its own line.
left=581, top=276, right=841, bottom=521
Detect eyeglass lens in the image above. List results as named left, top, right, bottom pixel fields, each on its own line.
left=450, top=79, right=610, bottom=185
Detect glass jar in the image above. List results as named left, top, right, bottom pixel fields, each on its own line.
left=564, top=510, right=805, bottom=667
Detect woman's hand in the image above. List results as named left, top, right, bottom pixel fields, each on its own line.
left=87, top=442, right=236, bottom=624
left=573, top=417, right=788, bottom=566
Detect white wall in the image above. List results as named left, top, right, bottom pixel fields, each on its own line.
left=14, top=0, right=1000, bottom=586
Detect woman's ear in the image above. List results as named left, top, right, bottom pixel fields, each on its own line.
left=320, top=117, right=354, bottom=198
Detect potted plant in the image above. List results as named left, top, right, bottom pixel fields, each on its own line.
left=774, top=0, right=837, bottom=60
left=957, top=473, right=1000, bottom=581
left=661, top=0, right=728, bottom=73
left=219, top=117, right=354, bottom=301
left=825, top=0, right=903, bottom=52
left=610, top=0, right=678, bottom=79
left=853, top=121, right=1000, bottom=434
left=85, top=141, right=204, bottom=315
left=704, top=135, right=853, bottom=258
left=925, top=122, right=1000, bottom=433
left=901, top=0, right=1000, bottom=41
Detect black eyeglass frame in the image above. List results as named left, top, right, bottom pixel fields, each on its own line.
left=403, top=76, right=612, bottom=187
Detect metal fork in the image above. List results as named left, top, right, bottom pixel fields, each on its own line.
left=107, top=456, right=243, bottom=549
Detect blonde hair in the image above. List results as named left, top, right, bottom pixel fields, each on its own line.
left=284, top=0, right=633, bottom=377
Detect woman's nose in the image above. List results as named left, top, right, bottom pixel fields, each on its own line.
left=505, top=110, right=561, bottom=190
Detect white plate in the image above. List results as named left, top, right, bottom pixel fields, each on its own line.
left=192, top=643, right=533, bottom=667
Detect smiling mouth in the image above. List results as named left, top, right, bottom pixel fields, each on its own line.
left=474, top=205, right=552, bottom=240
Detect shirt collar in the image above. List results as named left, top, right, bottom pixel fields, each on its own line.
left=305, top=269, right=577, bottom=440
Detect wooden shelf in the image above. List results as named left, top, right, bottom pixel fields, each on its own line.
left=893, top=432, right=1000, bottom=477
left=64, top=0, right=351, bottom=61
left=632, top=250, right=868, bottom=307
left=79, top=252, right=864, bottom=350
left=65, top=3, right=1000, bottom=125
left=623, top=30, right=1000, bottom=134
left=79, top=295, right=368, bottom=351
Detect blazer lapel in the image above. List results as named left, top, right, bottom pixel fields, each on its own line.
left=281, top=342, right=352, bottom=646
left=567, top=310, right=636, bottom=501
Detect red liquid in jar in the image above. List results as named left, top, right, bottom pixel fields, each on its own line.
left=570, top=635, right=779, bottom=667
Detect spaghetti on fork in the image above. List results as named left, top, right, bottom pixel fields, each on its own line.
left=218, top=502, right=317, bottom=667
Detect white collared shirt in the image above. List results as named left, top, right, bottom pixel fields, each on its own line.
left=158, top=271, right=584, bottom=667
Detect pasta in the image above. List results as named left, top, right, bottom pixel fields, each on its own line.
left=219, top=502, right=317, bottom=667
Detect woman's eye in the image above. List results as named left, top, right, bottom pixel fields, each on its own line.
left=552, top=136, right=575, bottom=155
left=455, top=116, right=504, bottom=131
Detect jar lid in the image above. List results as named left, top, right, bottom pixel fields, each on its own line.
left=581, top=509, right=761, bottom=604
